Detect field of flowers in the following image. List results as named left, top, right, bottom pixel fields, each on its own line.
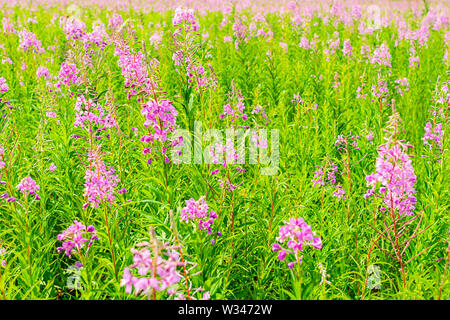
left=0, top=0, right=448, bottom=300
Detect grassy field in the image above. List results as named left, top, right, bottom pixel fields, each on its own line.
left=0, top=0, right=448, bottom=300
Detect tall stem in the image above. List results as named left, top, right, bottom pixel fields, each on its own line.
left=103, top=206, right=118, bottom=281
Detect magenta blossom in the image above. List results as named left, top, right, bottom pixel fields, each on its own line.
left=121, top=240, right=184, bottom=297
left=181, top=196, right=218, bottom=235
left=172, top=8, right=200, bottom=32
left=56, top=62, right=80, bottom=88
left=272, top=217, right=322, bottom=269
left=49, top=163, right=57, bottom=173
left=0, top=77, right=8, bottom=94
left=83, top=146, right=120, bottom=209
left=16, top=177, right=40, bottom=196
left=364, top=113, right=417, bottom=216
left=57, top=220, right=98, bottom=260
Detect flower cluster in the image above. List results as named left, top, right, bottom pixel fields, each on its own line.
left=114, top=41, right=182, bottom=164
left=16, top=176, right=40, bottom=198
left=333, top=184, right=346, bottom=199
left=291, top=93, right=303, bottom=105
left=219, top=93, right=248, bottom=125
left=311, top=156, right=347, bottom=199
left=172, top=48, right=212, bottom=93
left=114, top=44, right=150, bottom=99
left=298, top=35, right=310, bottom=49
left=18, top=29, right=45, bottom=53
left=2, top=17, right=15, bottom=34
left=343, top=39, right=353, bottom=57
left=0, top=77, right=8, bottom=94
left=171, top=9, right=214, bottom=95
left=61, top=17, right=87, bottom=41
left=121, top=240, right=184, bottom=297
left=356, top=76, right=368, bottom=99
left=149, top=31, right=163, bottom=49
left=57, top=220, right=98, bottom=261
left=36, top=66, right=51, bottom=80
left=335, top=133, right=360, bottom=151
left=370, top=43, right=392, bottom=69
left=423, top=122, right=444, bottom=151
left=108, top=13, right=123, bottom=30
left=394, top=77, right=409, bottom=96
left=181, top=197, right=218, bottom=236
left=49, top=163, right=57, bottom=173
left=172, top=8, right=200, bottom=33
left=82, top=20, right=109, bottom=49
left=272, top=217, right=322, bottom=269
left=186, top=62, right=210, bottom=91
left=364, top=113, right=417, bottom=216
left=231, top=15, right=273, bottom=50
left=74, top=94, right=117, bottom=133
left=0, top=246, right=6, bottom=267
left=214, top=137, right=242, bottom=163
left=251, top=105, right=269, bottom=123
left=371, top=78, right=389, bottom=104
left=208, top=138, right=245, bottom=192
left=56, top=62, right=80, bottom=88
left=83, top=146, right=120, bottom=209
left=323, top=35, right=340, bottom=60
left=140, top=98, right=182, bottom=163
left=312, top=159, right=338, bottom=187
left=422, top=81, right=448, bottom=160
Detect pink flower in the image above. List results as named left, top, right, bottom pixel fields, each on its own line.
left=172, top=8, right=200, bottom=32
left=74, top=94, right=117, bottom=131
left=299, top=36, right=310, bottom=49
left=273, top=217, right=322, bottom=268
left=370, top=43, right=392, bottom=68
left=61, top=17, right=86, bottom=41
left=0, top=247, right=6, bottom=267
left=364, top=113, right=417, bottom=216
left=343, top=39, right=353, bottom=57
left=409, top=56, right=420, bottom=68
left=49, top=163, right=57, bottom=173
left=423, top=122, right=444, bottom=150
left=18, top=29, right=45, bottom=53
left=120, top=267, right=137, bottom=294
left=139, top=98, right=181, bottom=163
left=121, top=240, right=184, bottom=297
left=333, top=184, right=346, bottom=199
left=57, top=220, right=98, bottom=259
left=36, top=66, right=51, bottom=79
left=0, top=77, right=8, bottom=94
left=149, top=31, right=163, bottom=49
left=181, top=196, right=218, bottom=235
left=83, top=146, right=120, bottom=209
left=108, top=13, right=123, bottom=29
left=16, top=176, right=40, bottom=196
left=56, top=62, right=80, bottom=87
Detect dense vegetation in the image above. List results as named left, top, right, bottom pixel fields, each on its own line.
left=0, top=0, right=448, bottom=300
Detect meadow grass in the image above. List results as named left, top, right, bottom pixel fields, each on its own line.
left=0, top=0, right=448, bottom=300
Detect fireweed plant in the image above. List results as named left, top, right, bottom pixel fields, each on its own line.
left=272, top=217, right=322, bottom=298
left=0, top=1, right=448, bottom=300
left=363, top=110, right=428, bottom=295
left=121, top=227, right=210, bottom=300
